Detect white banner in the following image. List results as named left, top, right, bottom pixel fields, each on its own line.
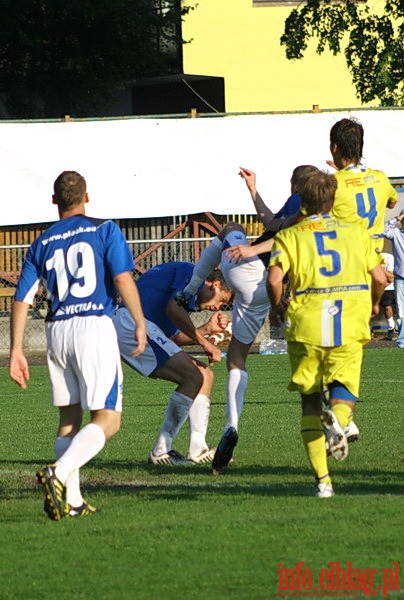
left=0, top=109, right=403, bottom=225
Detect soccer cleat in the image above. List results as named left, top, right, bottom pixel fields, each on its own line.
left=321, top=409, right=348, bottom=462
left=212, top=427, right=238, bottom=473
left=345, top=420, right=359, bottom=444
left=325, top=420, right=359, bottom=455
left=187, top=447, right=216, bottom=464
left=386, top=327, right=396, bottom=341
left=36, top=464, right=66, bottom=521
left=148, top=449, right=191, bottom=465
left=315, top=482, right=335, bottom=498
left=174, top=290, right=193, bottom=308
left=64, top=501, right=101, bottom=517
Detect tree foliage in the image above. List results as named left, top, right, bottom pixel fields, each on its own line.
left=0, top=0, right=192, bottom=118
left=280, top=0, right=404, bottom=106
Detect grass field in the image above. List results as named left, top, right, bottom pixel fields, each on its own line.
left=0, top=348, right=403, bottom=600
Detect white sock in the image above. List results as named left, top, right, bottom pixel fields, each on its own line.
left=55, top=423, right=106, bottom=484
left=183, top=237, right=223, bottom=296
left=188, top=394, right=210, bottom=457
left=55, top=436, right=83, bottom=507
left=225, top=368, right=248, bottom=430
left=152, top=391, right=193, bottom=456
left=387, top=317, right=395, bottom=329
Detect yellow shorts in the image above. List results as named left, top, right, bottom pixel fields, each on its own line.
left=287, top=340, right=364, bottom=397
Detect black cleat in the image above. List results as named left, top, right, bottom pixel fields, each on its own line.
left=212, top=427, right=238, bottom=474
left=36, top=464, right=66, bottom=521
left=64, top=501, right=101, bottom=517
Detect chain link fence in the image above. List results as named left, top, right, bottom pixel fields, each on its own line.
left=0, top=237, right=270, bottom=356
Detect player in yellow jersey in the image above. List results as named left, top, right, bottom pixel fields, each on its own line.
left=267, top=171, right=387, bottom=498
left=329, top=118, right=397, bottom=251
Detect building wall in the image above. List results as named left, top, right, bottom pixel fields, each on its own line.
left=181, top=0, right=378, bottom=113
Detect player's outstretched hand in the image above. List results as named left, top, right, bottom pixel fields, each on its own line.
left=131, top=322, right=147, bottom=357
left=223, top=244, right=255, bottom=264
left=201, top=339, right=223, bottom=365
left=370, top=303, right=380, bottom=319
left=239, top=167, right=257, bottom=195
left=269, top=305, right=285, bottom=330
left=9, top=351, right=30, bottom=389
left=326, top=160, right=337, bottom=171
left=281, top=295, right=290, bottom=308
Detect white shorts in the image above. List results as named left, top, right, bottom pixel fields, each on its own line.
left=221, top=231, right=270, bottom=344
left=46, top=315, right=123, bottom=412
left=114, top=307, right=181, bottom=376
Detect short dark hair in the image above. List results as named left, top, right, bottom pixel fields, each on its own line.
left=330, top=118, right=364, bottom=164
left=291, top=165, right=320, bottom=192
left=300, top=171, right=337, bottom=215
left=206, top=268, right=231, bottom=291
left=53, top=171, right=86, bottom=211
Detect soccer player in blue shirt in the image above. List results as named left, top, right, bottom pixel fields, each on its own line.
left=10, top=171, right=147, bottom=520
left=114, top=262, right=233, bottom=465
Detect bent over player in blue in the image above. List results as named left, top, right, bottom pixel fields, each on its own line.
left=114, top=262, right=233, bottom=465
left=9, top=171, right=146, bottom=520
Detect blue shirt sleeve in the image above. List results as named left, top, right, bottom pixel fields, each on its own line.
left=274, top=193, right=301, bottom=219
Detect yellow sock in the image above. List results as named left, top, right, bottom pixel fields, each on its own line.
left=301, top=415, right=331, bottom=485
left=331, top=403, right=353, bottom=429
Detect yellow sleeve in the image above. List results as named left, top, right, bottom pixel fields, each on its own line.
left=362, top=229, right=384, bottom=271
left=269, top=232, right=291, bottom=274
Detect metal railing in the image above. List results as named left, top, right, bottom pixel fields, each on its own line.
left=0, top=236, right=266, bottom=353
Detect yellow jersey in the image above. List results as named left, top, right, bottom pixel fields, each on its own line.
left=332, top=165, right=397, bottom=249
left=269, top=214, right=383, bottom=347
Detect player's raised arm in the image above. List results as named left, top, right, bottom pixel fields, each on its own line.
left=239, top=167, right=287, bottom=232
left=238, top=168, right=274, bottom=228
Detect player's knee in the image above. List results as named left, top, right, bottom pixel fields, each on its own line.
left=97, top=411, right=122, bottom=440
left=58, top=404, right=83, bottom=435
left=301, top=392, right=323, bottom=415
left=178, top=361, right=204, bottom=396
left=111, top=416, right=122, bottom=437
left=328, top=382, right=357, bottom=402
left=218, top=221, right=245, bottom=241
left=201, top=365, right=215, bottom=389
left=190, top=367, right=204, bottom=394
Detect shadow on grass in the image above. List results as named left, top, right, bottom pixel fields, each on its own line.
left=84, top=463, right=404, bottom=498
left=81, top=478, right=403, bottom=499
left=116, top=398, right=297, bottom=409
left=1, top=459, right=402, bottom=500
